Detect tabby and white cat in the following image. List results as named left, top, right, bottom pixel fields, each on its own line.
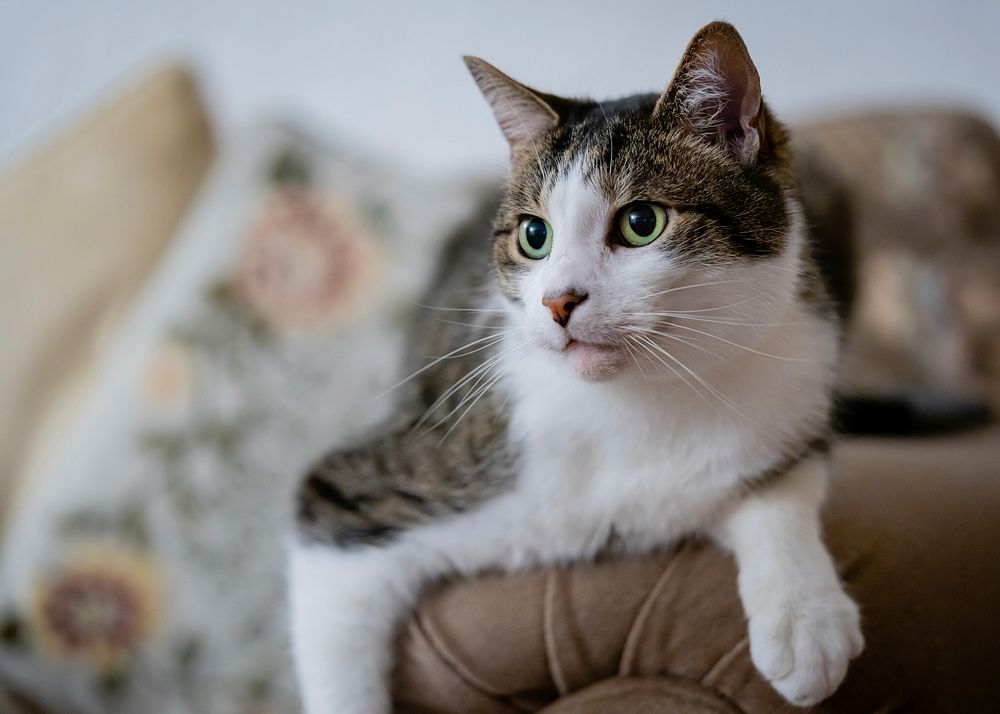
left=290, top=21, right=864, bottom=713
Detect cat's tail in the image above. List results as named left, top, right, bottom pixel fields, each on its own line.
left=834, top=392, right=993, bottom=436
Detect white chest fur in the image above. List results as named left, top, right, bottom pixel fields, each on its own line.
left=498, top=303, right=837, bottom=558
left=396, top=304, right=838, bottom=576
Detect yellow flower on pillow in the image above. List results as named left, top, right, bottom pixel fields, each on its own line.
left=140, top=339, right=197, bottom=410
left=28, top=544, right=163, bottom=670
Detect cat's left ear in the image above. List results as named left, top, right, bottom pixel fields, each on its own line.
left=464, top=56, right=565, bottom=158
left=654, top=21, right=764, bottom=165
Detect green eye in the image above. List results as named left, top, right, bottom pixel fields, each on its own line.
left=517, top=216, right=553, bottom=259
left=618, top=203, right=667, bottom=246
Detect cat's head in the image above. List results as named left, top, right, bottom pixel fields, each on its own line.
left=466, top=22, right=806, bottom=383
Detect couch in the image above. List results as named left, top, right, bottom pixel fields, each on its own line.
left=2, top=67, right=998, bottom=714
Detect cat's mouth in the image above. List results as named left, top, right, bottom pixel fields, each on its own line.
left=561, top=338, right=627, bottom=382
left=565, top=337, right=615, bottom=351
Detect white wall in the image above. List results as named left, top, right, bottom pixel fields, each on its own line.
left=2, top=0, right=999, bottom=176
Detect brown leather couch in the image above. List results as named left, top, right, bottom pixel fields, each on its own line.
left=394, top=425, right=1000, bottom=713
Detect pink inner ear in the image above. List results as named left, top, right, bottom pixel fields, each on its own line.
left=708, top=38, right=761, bottom=138
left=676, top=32, right=763, bottom=164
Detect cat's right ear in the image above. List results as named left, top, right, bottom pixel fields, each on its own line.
left=464, top=57, right=561, bottom=157
left=654, top=22, right=764, bottom=165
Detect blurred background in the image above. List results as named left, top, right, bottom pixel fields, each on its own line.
left=2, top=3, right=1000, bottom=713
left=4, top=0, right=1000, bottom=175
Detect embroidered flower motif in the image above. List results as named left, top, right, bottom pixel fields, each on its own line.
left=140, top=339, right=197, bottom=410
left=234, top=189, right=381, bottom=332
left=29, top=545, right=163, bottom=669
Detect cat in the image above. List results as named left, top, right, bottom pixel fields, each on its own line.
left=289, top=21, right=864, bottom=713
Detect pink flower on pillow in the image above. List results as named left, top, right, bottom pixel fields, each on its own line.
left=234, top=190, right=380, bottom=332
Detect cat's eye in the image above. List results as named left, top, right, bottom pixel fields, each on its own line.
left=517, top=216, right=553, bottom=259
left=618, top=203, right=668, bottom=247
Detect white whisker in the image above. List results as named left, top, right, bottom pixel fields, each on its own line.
left=379, top=330, right=512, bottom=398
left=622, top=335, right=653, bottom=392
left=434, top=318, right=510, bottom=330
left=408, top=300, right=507, bottom=314
left=416, top=352, right=504, bottom=430
left=637, top=278, right=752, bottom=301
left=629, top=333, right=715, bottom=410
left=421, top=338, right=530, bottom=433
left=417, top=340, right=520, bottom=429
left=655, top=320, right=812, bottom=362
left=636, top=298, right=756, bottom=315
left=632, top=326, right=727, bottom=363
left=632, top=332, right=757, bottom=424
left=437, top=369, right=509, bottom=445
left=629, top=311, right=795, bottom=328
left=436, top=344, right=531, bottom=445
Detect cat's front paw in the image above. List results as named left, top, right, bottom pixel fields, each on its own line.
left=748, top=586, right=864, bottom=707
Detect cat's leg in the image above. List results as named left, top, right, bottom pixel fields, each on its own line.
left=287, top=433, right=444, bottom=714
left=713, top=454, right=864, bottom=707
left=288, top=537, right=434, bottom=714
left=287, top=416, right=517, bottom=714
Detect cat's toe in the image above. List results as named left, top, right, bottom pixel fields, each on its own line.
left=749, top=590, right=864, bottom=707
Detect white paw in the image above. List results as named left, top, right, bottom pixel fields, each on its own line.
left=748, top=587, right=864, bottom=707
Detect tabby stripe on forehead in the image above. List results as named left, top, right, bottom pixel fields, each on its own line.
left=545, top=127, right=583, bottom=175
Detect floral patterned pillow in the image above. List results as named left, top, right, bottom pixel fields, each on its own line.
left=0, top=123, right=484, bottom=714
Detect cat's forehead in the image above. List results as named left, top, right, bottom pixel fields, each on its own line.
left=514, top=94, right=733, bottom=214
left=545, top=159, right=610, bottom=242
left=535, top=95, right=659, bottom=199
left=496, top=90, right=789, bottom=265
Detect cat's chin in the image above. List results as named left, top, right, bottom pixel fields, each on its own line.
left=563, top=339, right=628, bottom=382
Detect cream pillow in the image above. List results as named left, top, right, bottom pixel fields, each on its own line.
left=0, top=66, right=214, bottom=530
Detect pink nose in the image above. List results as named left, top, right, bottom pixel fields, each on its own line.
left=542, top=291, right=588, bottom=327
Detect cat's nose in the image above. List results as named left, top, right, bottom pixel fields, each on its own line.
left=542, top=291, right=588, bottom=327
